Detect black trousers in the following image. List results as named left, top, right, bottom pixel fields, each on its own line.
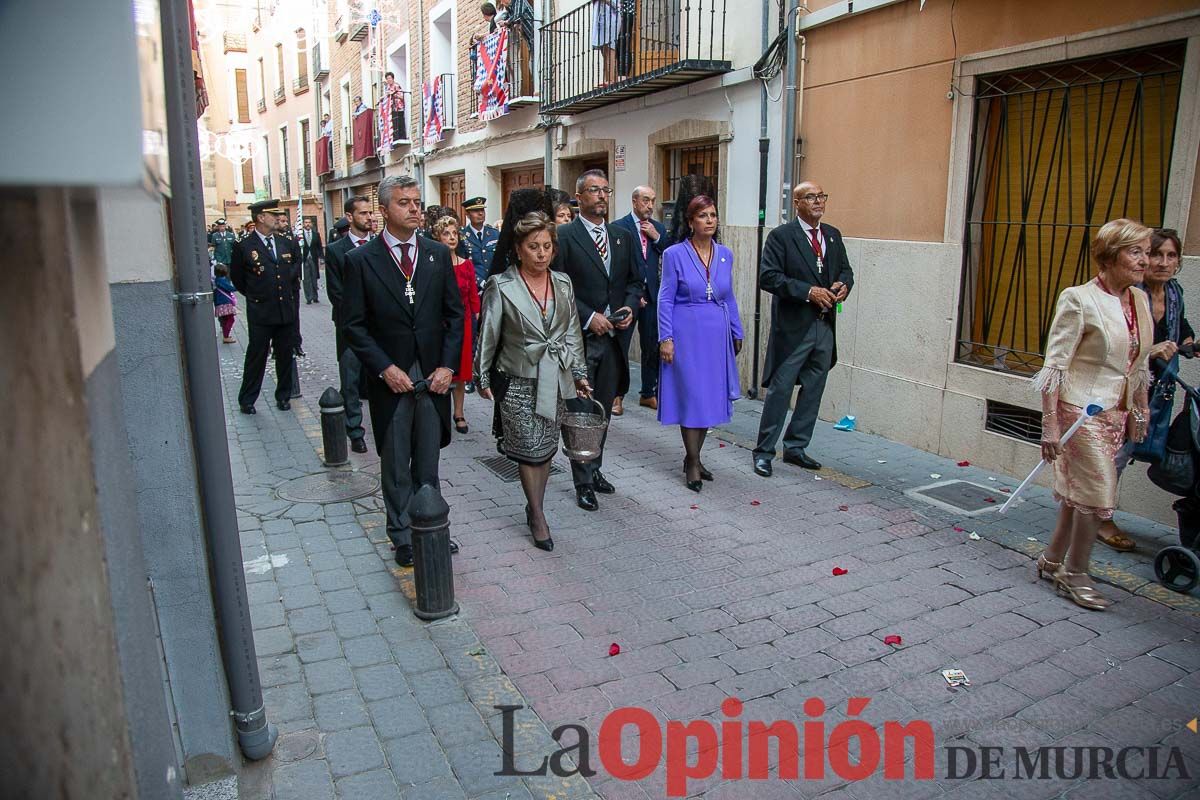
left=754, top=320, right=834, bottom=459
left=637, top=300, right=659, bottom=397
left=302, top=256, right=319, bottom=303
left=381, top=363, right=440, bottom=547
left=338, top=346, right=366, bottom=442
left=569, top=334, right=620, bottom=489
left=238, top=321, right=294, bottom=407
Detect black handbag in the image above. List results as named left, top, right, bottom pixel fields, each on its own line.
left=1132, top=355, right=1179, bottom=464
left=1147, top=395, right=1200, bottom=496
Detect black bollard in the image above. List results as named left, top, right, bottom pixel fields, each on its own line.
left=408, top=484, right=459, bottom=620
left=319, top=387, right=349, bottom=466
left=290, top=357, right=302, bottom=398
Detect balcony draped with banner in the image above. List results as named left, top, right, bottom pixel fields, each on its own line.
left=352, top=108, right=375, bottom=162
left=474, top=28, right=509, bottom=121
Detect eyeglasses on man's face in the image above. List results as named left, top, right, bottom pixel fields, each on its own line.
left=583, top=186, right=614, bottom=196
left=798, top=193, right=829, bottom=203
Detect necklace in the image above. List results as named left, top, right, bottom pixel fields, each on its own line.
left=520, top=269, right=551, bottom=319
left=690, top=239, right=715, bottom=300
left=1096, top=275, right=1136, bottom=337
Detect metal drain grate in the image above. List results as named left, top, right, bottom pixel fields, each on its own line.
left=906, top=480, right=1002, bottom=516
left=475, top=454, right=564, bottom=483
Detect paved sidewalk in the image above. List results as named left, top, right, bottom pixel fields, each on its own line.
left=222, top=303, right=1199, bottom=799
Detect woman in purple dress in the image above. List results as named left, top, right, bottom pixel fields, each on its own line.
left=658, top=195, right=744, bottom=491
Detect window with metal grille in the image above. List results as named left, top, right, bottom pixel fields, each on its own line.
left=300, top=119, right=312, bottom=192
left=957, top=42, right=1185, bottom=376
left=661, top=140, right=719, bottom=228
left=984, top=399, right=1043, bottom=444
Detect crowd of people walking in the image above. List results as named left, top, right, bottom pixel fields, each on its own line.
left=219, top=167, right=1191, bottom=614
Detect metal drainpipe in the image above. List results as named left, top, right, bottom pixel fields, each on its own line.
left=415, top=0, right=427, bottom=188
left=159, top=0, right=277, bottom=761
left=780, top=0, right=801, bottom=221
left=749, top=0, right=774, bottom=397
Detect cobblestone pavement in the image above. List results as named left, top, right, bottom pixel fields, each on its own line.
left=224, top=301, right=1200, bottom=799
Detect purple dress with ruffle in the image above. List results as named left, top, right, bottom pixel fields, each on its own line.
left=656, top=241, right=744, bottom=427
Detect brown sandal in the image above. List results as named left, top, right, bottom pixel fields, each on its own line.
left=1098, top=530, right=1136, bottom=552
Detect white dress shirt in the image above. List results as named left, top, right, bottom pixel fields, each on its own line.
left=381, top=227, right=419, bottom=278
left=797, top=216, right=825, bottom=256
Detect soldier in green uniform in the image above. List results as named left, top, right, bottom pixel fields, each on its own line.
left=231, top=199, right=302, bottom=413
left=210, top=217, right=237, bottom=266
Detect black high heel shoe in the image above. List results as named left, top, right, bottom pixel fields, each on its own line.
left=683, top=458, right=703, bottom=493
left=526, top=505, right=554, bottom=551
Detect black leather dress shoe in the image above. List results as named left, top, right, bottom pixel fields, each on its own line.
left=294, top=346, right=306, bottom=358
left=753, top=457, right=773, bottom=477
left=593, top=471, right=615, bottom=494
left=394, top=544, right=413, bottom=567
left=449, top=539, right=460, bottom=554
left=576, top=487, right=598, bottom=511
left=277, top=400, right=291, bottom=411
left=240, top=405, right=256, bottom=415
left=783, top=450, right=822, bottom=470
left=350, top=438, right=368, bottom=454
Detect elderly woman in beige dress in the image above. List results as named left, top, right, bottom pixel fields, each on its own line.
left=476, top=213, right=591, bottom=551
left=1032, top=218, right=1153, bottom=610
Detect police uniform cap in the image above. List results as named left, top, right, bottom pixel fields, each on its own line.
left=463, top=197, right=487, bottom=211
left=568, top=199, right=580, bottom=209
left=248, top=199, right=282, bottom=216
left=333, top=218, right=350, bottom=232
left=215, top=218, right=227, bottom=225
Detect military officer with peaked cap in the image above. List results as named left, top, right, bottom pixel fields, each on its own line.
left=210, top=217, right=237, bottom=266
left=458, top=196, right=499, bottom=287
left=230, top=199, right=303, bottom=413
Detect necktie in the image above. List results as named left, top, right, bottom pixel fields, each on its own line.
left=267, top=236, right=276, bottom=261
left=592, top=225, right=608, bottom=266
left=354, top=238, right=365, bottom=247
left=397, top=243, right=414, bottom=279
left=809, top=228, right=822, bottom=260
left=639, top=228, right=648, bottom=259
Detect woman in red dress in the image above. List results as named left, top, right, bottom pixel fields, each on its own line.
left=435, top=216, right=482, bottom=433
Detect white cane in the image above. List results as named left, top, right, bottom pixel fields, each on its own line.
left=999, top=400, right=1104, bottom=514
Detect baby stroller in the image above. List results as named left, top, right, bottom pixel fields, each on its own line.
left=1147, top=365, right=1200, bottom=593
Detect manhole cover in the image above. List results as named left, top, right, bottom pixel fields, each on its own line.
left=273, top=730, right=319, bottom=763
left=276, top=471, right=379, bottom=503
left=475, top=454, right=564, bottom=483
left=906, top=480, right=1002, bottom=516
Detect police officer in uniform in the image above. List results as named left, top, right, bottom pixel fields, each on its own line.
left=459, top=196, right=499, bottom=288
left=210, top=218, right=237, bottom=266
left=231, top=199, right=302, bottom=413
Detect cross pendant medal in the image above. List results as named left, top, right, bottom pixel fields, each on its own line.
left=404, top=282, right=415, bottom=304
left=816, top=256, right=824, bottom=275
left=705, top=282, right=713, bottom=301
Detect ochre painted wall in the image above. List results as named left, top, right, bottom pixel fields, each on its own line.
left=800, top=0, right=1200, bottom=241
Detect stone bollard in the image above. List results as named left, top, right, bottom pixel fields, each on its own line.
left=408, top=484, right=459, bottom=620
left=319, top=387, right=349, bottom=467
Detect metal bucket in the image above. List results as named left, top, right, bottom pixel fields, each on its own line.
left=561, top=396, right=608, bottom=462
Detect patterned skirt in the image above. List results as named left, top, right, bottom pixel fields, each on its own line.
left=498, top=375, right=562, bottom=465
left=1052, top=401, right=1128, bottom=520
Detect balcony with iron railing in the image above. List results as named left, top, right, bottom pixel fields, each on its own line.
left=274, top=86, right=286, bottom=105
left=257, top=97, right=267, bottom=114
left=539, top=0, right=730, bottom=115
left=292, top=75, right=309, bottom=94
left=378, top=91, right=413, bottom=152
left=259, top=174, right=272, bottom=200
left=278, top=170, right=291, bottom=198
left=470, top=28, right=538, bottom=120
left=427, top=73, right=457, bottom=137
left=297, top=166, right=313, bottom=194
left=312, top=43, right=329, bottom=80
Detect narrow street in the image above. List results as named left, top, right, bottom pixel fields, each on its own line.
left=223, top=302, right=1200, bottom=799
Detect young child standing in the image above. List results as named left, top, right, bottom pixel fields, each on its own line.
left=213, top=263, right=238, bottom=343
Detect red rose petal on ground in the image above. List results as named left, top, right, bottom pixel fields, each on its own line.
left=750, top=500, right=761, bottom=506
left=1000, top=488, right=1011, bottom=493
left=883, top=635, right=902, bottom=646
left=690, top=504, right=699, bottom=510
left=953, top=526, right=966, bottom=533
left=838, top=505, right=849, bottom=512
left=608, top=643, right=621, bottom=657
left=984, top=497, right=996, bottom=503
left=718, top=443, right=726, bottom=448
left=832, top=567, right=848, bottom=576
left=957, top=460, right=970, bottom=467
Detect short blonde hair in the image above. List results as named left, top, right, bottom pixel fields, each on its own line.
left=1091, top=218, right=1153, bottom=267
left=513, top=212, right=557, bottom=247
left=432, top=215, right=460, bottom=242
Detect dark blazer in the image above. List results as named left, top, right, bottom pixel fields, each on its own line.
left=552, top=217, right=644, bottom=398
left=299, top=228, right=324, bottom=264
left=760, top=219, right=855, bottom=387
left=324, top=234, right=358, bottom=355
left=612, top=213, right=668, bottom=304
left=342, top=234, right=466, bottom=450
left=230, top=231, right=301, bottom=326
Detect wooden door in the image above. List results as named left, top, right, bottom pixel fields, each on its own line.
left=500, top=166, right=545, bottom=215
left=439, top=173, right=466, bottom=220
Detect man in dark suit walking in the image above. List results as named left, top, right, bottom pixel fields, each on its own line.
left=342, top=176, right=465, bottom=566
left=325, top=197, right=374, bottom=453
left=231, top=199, right=302, bottom=413
left=553, top=169, right=644, bottom=511
left=299, top=218, right=323, bottom=304
left=613, top=184, right=669, bottom=411
left=753, top=181, right=854, bottom=476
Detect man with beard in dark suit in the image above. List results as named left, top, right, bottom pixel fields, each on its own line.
left=299, top=218, right=324, bottom=304
left=753, top=181, right=854, bottom=476
left=325, top=197, right=373, bottom=453
left=230, top=199, right=302, bottom=413
left=342, top=176, right=465, bottom=566
left=552, top=169, right=643, bottom=511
